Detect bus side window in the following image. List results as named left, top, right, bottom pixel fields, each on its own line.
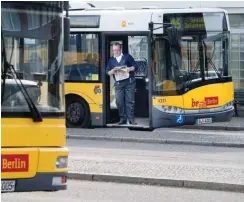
left=67, top=33, right=100, bottom=81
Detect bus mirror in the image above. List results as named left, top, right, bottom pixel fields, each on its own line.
left=167, top=27, right=180, bottom=47
left=64, top=17, right=70, bottom=51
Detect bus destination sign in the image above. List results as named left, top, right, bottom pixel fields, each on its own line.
left=183, top=17, right=205, bottom=30
left=170, top=16, right=205, bottom=30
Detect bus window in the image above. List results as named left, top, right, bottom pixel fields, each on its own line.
left=181, top=40, right=201, bottom=80
left=1, top=6, right=64, bottom=114
left=204, top=41, right=224, bottom=78
left=181, top=35, right=227, bottom=82
left=65, top=33, right=100, bottom=81
left=152, top=39, right=177, bottom=95
left=128, top=36, right=148, bottom=77
left=128, top=36, right=148, bottom=61
left=24, top=39, right=47, bottom=78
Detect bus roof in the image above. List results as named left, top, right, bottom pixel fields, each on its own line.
left=69, top=7, right=227, bottom=13
left=69, top=7, right=229, bottom=33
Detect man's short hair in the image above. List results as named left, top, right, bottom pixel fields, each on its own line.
left=112, top=42, right=121, bottom=49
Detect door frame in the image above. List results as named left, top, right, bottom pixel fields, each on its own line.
left=148, top=32, right=153, bottom=129
left=101, top=31, right=151, bottom=126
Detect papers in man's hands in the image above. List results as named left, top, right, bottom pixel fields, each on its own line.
left=113, top=65, right=127, bottom=71
left=114, top=66, right=129, bottom=81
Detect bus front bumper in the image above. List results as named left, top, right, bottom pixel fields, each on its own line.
left=2, top=172, right=67, bottom=192
left=152, top=106, right=234, bottom=128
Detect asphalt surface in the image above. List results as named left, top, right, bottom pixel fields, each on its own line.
left=67, top=139, right=244, bottom=186
left=2, top=180, right=244, bottom=202
left=67, top=127, right=244, bottom=148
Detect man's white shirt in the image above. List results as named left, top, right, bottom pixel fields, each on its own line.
left=115, top=53, right=123, bottom=63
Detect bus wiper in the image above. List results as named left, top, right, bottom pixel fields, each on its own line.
left=202, top=32, right=227, bottom=43
left=9, top=65, right=43, bottom=122
left=184, top=60, right=200, bottom=90
left=1, top=33, right=43, bottom=122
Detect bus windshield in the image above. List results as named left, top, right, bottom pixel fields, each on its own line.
left=1, top=2, right=64, bottom=115
left=152, top=12, right=229, bottom=95
left=178, top=31, right=229, bottom=82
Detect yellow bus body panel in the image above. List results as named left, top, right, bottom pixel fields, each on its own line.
left=37, top=147, right=68, bottom=173
left=1, top=118, right=66, bottom=147
left=153, top=82, right=234, bottom=108
left=65, top=83, right=103, bottom=113
left=1, top=118, right=68, bottom=179
left=183, top=82, right=234, bottom=109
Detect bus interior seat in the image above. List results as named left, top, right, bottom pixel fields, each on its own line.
left=69, top=65, right=82, bottom=80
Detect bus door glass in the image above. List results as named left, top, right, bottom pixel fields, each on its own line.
left=150, top=37, right=184, bottom=128
left=128, top=36, right=149, bottom=119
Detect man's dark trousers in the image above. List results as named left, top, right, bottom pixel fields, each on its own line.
left=115, top=77, right=136, bottom=122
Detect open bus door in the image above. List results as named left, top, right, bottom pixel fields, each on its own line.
left=148, top=22, right=181, bottom=129
left=103, top=33, right=151, bottom=130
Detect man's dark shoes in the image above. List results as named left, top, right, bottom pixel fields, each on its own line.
left=128, top=120, right=137, bottom=125
left=118, top=120, right=127, bottom=125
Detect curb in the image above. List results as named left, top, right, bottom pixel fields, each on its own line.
left=68, top=172, right=244, bottom=193
left=67, top=135, right=244, bottom=148
left=177, top=125, right=244, bottom=131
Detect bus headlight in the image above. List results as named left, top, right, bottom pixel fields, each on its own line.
left=162, top=106, right=184, bottom=114
left=56, top=156, right=68, bottom=169
left=223, top=101, right=233, bottom=110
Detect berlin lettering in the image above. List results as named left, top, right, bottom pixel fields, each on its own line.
left=192, top=97, right=219, bottom=108
left=1, top=154, right=29, bottom=172
left=205, top=96, right=219, bottom=106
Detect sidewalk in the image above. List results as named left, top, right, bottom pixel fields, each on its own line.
left=67, top=120, right=244, bottom=148
left=178, top=117, right=244, bottom=131
left=67, top=141, right=244, bottom=193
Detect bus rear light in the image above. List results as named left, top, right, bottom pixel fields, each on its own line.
left=52, top=176, right=67, bottom=186
left=61, top=176, right=67, bottom=184
left=56, top=156, right=68, bottom=169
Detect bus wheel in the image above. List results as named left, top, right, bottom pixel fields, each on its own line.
left=66, top=97, right=90, bottom=128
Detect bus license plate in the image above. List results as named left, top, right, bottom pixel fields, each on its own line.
left=1, top=180, right=15, bottom=192
left=196, top=118, right=212, bottom=125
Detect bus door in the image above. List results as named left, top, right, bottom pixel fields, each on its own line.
left=149, top=36, right=185, bottom=129
left=102, top=33, right=150, bottom=128
left=102, top=35, right=128, bottom=124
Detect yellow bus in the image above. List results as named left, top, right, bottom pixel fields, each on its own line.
left=1, top=2, right=69, bottom=192
left=64, top=7, right=234, bottom=130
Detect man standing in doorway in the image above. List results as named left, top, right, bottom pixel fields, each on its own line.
left=106, top=43, right=138, bottom=125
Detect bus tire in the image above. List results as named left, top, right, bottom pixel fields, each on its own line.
left=66, top=96, right=90, bottom=128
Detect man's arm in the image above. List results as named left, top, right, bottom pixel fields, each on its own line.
left=128, top=54, right=138, bottom=72
left=106, top=59, right=114, bottom=76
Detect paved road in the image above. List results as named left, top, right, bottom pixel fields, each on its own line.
left=67, top=139, right=244, bottom=185
left=67, top=127, right=244, bottom=147
left=2, top=180, right=244, bottom=202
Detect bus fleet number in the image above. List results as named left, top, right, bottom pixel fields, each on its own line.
left=158, top=98, right=166, bottom=103
left=1, top=180, right=15, bottom=192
